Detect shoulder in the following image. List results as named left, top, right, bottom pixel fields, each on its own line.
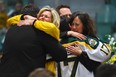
left=85, top=36, right=99, bottom=49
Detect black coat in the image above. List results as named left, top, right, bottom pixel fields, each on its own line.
left=0, top=25, right=67, bottom=77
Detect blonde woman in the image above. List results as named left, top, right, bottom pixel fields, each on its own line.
left=7, top=6, right=60, bottom=41
left=7, top=5, right=61, bottom=76
left=37, top=6, right=60, bottom=28
left=35, top=6, right=60, bottom=75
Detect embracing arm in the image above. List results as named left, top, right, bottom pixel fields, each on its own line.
left=37, top=30, right=67, bottom=62
left=7, top=14, right=36, bottom=26
left=66, top=45, right=101, bottom=72
left=61, top=31, right=86, bottom=40
left=7, top=15, right=22, bottom=27
left=66, top=39, right=111, bottom=72
left=7, top=15, right=60, bottom=41
left=78, top=52, right=101, bottom=72
left=34, top=20, right=60, bottom=41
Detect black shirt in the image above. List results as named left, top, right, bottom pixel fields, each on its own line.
left=0, top=25, right=67, bottom=77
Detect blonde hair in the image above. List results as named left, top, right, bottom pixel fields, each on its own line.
left=37, top=6, right=60, bottom=28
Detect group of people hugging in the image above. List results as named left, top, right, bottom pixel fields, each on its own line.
left=0, top=4, right=112, bottom=77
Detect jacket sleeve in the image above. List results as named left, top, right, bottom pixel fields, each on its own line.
left=85, top=41, right=111, bottom=62
left=7, top=15, right=22, bottom=27
left=7, top=15, right=60, bottom=41
left=34, top=20, right=60, bottom=41
left=36, top=30, right=67, bottom=62
left=60, top=31, right=69, bottom=39
left=77, top=39, right=111, bottom=72
left=78, top=51, right=101, bottom=72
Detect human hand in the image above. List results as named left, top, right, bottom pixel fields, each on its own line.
left=17, top=19, right=35, bottom=26
left=24, top=15, right=37, bottom=20
left=67, top=31, right=86, bottom=40
left=66, top=44, right=82, bottom=56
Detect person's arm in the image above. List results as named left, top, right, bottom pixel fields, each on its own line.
left=60, top=16, right=86, bottom=40
left=60, top=31, right=86, bottom=40
left=34, top=20, right=60, bottom=41
left=67, top=31, right=86, bottom=40
left=23, top=15, right=37, bottom=20
left=67, top=36, right=111, bottom=62
left=85, top=40, right=111, bottom=63
left=18, top=19, right=60, bottom=41
left=66, top=44, right=100, bottom=72
left=66, top=37, right=111, bottom=72
left=7, top=15, right=60, bottom=41
left=7, top=14, right=22, bottom=27
left=7, top=14, right=36, bottom=26
left=36, top=30, right=67, bottom=62
left=78, top=51, right=101, bottom=72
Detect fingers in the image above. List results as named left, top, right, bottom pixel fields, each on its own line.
left=17, top=20, right=25, bottom=26
left=75, top=44, right=79, bottom=47
left=66, top=45, right=82, bottom=55
left=76, top=33, right=86, bottom=40
left=71, top=32, right=86, bottom=40
left=24, top=15, right=37, bottom=20
left=66, top=45, right=76, bottom=54
left=66, top=45, right=74, bottom=54
left=17, top=20, right=31, bottom=26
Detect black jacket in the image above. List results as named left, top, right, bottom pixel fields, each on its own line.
left=0, top=25, right=67, bottom=77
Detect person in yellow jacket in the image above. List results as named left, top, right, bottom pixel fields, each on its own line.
left=7, top=6, right=60, bottom=41
left=7, top=6, right=61, bottom=76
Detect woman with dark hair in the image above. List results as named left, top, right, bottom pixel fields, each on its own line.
left=69, top=11, right=96, bottom=36
left=57, top=11, right=111, bottom=77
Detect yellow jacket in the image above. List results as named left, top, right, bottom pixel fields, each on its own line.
left=7, top=15, right=60, bottom=41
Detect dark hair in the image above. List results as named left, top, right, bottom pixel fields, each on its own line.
left=28, top=68, right=55, bottom=77
left=59, top=16, right=70, bottom=32
left=20, top=4, right=40, bottom=17
left=69, top=11, right=97, bottom=36
left=56, top=4, right=71, bottom=15
left=95, top=64, right=116, bottom=77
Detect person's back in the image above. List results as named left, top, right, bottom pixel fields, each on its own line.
left=0, top=25, right=48, bottom=77
left=0, top=4, right=67, bottom=77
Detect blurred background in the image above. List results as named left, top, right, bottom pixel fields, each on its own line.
left=0, top=0, right=116, bottom=50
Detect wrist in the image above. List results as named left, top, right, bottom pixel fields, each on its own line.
left=75, top=50, right=82, bottom=56
left=20, top=14, right=26, bottom=20
left=67, top=31, right=73, bottom=36
left=32, top=19, right=37, bottom=25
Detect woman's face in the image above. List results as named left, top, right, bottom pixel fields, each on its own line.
left=38, top=10, right=52, bottom=22
left=70, top=16, right=84, bottom=33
